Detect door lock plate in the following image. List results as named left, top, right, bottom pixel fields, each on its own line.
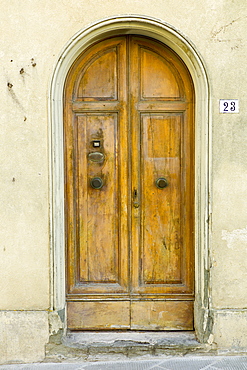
left=88, top=152, right=105, bottom=163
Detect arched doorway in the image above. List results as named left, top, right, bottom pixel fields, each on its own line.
left=64, top=35, right=194, bottom=330
left=50, top=16, right=210, bottom=339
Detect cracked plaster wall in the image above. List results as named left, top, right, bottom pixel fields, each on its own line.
left=0, top=0, right=247, bottom=362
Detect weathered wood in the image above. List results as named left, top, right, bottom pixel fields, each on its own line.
left=64, top=35, right=194, bottom=330
left=68, top=301, right=130, bottom=330
left=131, top=301, right=194, bottom=330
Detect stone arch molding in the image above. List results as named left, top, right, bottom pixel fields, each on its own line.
left=50, top=15, right=210, bottom=340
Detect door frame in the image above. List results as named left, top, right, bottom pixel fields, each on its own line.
left=49, top=15, right=211, bottom=341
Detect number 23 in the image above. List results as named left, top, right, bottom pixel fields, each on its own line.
left=224, top=101, right=236, bottom=112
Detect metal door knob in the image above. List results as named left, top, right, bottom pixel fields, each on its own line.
left=90, top=177, right=103, bottom=189
left=155, top=177, right=168, bottom=189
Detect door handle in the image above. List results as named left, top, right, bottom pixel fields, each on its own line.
left=155, top=177, right=168, bottom=189
left=90, top=177, right=103, bottom=189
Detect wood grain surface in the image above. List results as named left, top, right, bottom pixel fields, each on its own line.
left=64, top=36, right=194, bottom=330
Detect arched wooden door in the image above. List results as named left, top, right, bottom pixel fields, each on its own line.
left=64, top=35, right=194, bottom=330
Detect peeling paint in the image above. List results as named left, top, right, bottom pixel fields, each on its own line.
left=222, top=227, right=247, bottom=249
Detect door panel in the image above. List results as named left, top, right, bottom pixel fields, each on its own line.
left=140, top=47, right=182, bottom=99
left=77, top=113, right=119, bottom=284
left=65, top=37, right=129, bottom=298
left=68, top=301, right=130, bottom=330
left=130, top=37, right=194, bottom=305
left=64, top=35, right=194, bottom=330
left=131, top=301, right=193, bottom=330
left=77, top=48, right=118, bottom=99
left=141, top=113, right=182, bottom=286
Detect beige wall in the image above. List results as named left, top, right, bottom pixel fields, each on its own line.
left=0, top=0, right=247, bottom=363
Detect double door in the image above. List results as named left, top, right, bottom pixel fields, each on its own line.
left=64, top=35, right=194, bottom=330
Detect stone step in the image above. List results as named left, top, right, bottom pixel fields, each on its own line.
left=45, top=331, right=214, bottom=362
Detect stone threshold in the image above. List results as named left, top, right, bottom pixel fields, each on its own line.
left=45, top=331, right=214, bottom=362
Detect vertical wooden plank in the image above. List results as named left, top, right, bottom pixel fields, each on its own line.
left=77, top=114, right=88, bottom=282
left=65, top=107, right=78, bottom=294
left=129, top=37, right=141, bottom=297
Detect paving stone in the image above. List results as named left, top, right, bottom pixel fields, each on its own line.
left=1, top=357, right=247, bottom=369
left=81, top=361, right=161, bottom=369
left=213, top=357, right=247, bottom=369
left=155, top=358, right=218, bottom=369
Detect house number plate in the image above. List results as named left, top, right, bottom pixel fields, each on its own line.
left=219, top=99, right=239, bottom=113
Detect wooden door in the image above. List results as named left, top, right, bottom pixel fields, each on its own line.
left=64, top=36, right=194, bottom=330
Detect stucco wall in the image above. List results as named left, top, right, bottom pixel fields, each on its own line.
left=0, top=0, right=247, bottom=363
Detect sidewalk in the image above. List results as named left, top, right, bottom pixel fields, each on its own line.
left=1, top=356, right=247, bottom=369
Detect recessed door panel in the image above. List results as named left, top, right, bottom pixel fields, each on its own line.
left=141, top=113, right=182, bottom=286
left=140, top=48, right=182, bottom=99
left=131, top=301, right=193, bottom=331
left=77, top=48, right=118, bottom=99
left=77, top=113, right=119, bottom=284
left=68, top=301, right=130, bottom=330
left=64, top=35, right=194, bottom=330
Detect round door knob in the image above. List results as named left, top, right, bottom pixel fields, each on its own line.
left=90, top=177, right=103, bottom=189
left=155, top=177, right=168, bottom=189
